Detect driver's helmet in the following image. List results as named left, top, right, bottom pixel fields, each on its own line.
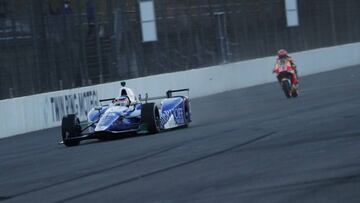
left=113, top=96, right=130, bottom=107
left=277, top=49, right=288, bottom=58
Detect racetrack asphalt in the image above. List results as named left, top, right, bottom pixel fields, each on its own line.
left=0, top=65, right=360, bottom=203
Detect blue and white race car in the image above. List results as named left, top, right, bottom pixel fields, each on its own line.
left=61, top=83, right=191, bottom=147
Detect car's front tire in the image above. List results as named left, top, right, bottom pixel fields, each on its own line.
left=62, top=114, right=81, bottom=147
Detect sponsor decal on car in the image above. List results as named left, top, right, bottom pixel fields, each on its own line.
left=161, top=106, right=184, bottom=128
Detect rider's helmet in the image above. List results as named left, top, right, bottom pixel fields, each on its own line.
left=277, top=49, right=288, bottom=58
left=113, top=96, right=130, bottom=107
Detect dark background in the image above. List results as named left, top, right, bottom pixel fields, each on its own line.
left=0, top=0, right=359, bottom=99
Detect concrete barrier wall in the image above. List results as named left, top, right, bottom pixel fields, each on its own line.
left=1, top=42, right=360, bottom=138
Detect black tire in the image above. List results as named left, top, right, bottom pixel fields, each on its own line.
left=141, top=103, right=160, bottom=134
left=183, top=99, right=190, bottom=127
left=61, top=114, right=81, bottom=147
left=281, top=80, right=291, bottom=98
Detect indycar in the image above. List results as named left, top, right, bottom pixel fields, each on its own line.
left=60, top=83, right=191, bottom=147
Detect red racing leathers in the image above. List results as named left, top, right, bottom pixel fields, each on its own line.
left=273, top=56, right=299, bottom=86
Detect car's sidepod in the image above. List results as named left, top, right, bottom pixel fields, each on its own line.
left=94, top=105, right=141, bottom=132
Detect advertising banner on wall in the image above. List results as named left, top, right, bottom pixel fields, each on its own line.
left=44, top=90, right=99, bottom=126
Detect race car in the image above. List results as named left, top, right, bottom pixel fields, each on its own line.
left=60, top=83, right=191, bottom=147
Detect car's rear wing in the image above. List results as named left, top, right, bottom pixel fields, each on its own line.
left=139, top=88, right=189, bottom=103
left=166, top=88, right=189, bottom=98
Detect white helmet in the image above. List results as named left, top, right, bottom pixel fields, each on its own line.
left=113, top=96, right=130, bottom=107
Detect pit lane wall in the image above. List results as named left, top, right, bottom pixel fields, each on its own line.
left=1, top=42, right=360, bottom=138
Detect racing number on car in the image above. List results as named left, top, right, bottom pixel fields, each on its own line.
left=162, top=107, right=184, bottom=125
left=173, top=107, right=184, bottom=122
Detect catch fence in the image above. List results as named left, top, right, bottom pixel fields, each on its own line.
left=0, top=0, right=359, bottom=99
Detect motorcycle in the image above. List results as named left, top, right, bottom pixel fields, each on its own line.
left=273, top=58, right=299, bottom=98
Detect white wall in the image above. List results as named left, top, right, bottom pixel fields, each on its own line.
left=1, top=42, right=360, bottom=138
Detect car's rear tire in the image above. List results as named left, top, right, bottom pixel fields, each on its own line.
left=62, top=114, right=81, bottom=147
left=183, top=99, right=191, bottom=128
left=141, top=103, right=160, bottom=134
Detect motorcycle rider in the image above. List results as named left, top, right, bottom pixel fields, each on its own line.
left=273, top=49, right=299, bottom=87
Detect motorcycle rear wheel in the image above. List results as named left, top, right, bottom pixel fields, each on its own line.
left=281, top=80, right=291, bottom=98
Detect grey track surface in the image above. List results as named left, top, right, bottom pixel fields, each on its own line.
left=1, top=66, right=360, bottom=203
